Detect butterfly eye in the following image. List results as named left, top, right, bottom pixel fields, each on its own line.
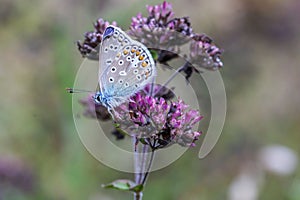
left=104, top=48, right=108, bottom=52
left=133, top=69, right=139, bottom=74
left=109, top=77, right=114, bottom=83
left=119, top=79, right=123, bottom=84
left=126, top=56, right=131, bottom=61
left=136, top=75, right=141, bottom=80
left=96, top=95, right=101, bottom=102
left=124, top=39, right=129, bottom=44
left=125, top=82, right=129, bottom=87
left=93, top=93, right=101, bottom=104
left=118, top=60, right=124, bottom=65
left=109, top=45, right=114, bottom=49
left=125, top=46, right=130, bottom=50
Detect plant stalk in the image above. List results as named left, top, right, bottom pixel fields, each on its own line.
left=134, top=191, right=143, bottom=200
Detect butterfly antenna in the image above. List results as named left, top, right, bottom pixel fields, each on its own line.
left=66, top=88, right=93, bottom=94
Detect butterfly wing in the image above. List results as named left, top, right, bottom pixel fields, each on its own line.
left=99, top=26, right=130, bottom=91
left=99, top=26, right=156, bottom=107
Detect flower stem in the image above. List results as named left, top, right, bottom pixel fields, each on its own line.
left=133, top=137, right=141, bottom=184
left=134, top=191, right=143, bottom=200
left=141, top=149, right=155, bottom=186
left=138, top=144, right=149, bottom=184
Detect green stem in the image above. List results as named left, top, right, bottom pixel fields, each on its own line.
left=134, top=191, right=143, bottom=200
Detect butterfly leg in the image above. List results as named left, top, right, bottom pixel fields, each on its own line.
left=106, top=103, right=117, bottom=121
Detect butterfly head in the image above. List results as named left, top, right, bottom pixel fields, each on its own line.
left=93, top=91, right=113, bottom=109
left=93, top=91, right=104, bottom=104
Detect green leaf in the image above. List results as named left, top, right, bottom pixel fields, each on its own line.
left=102, top=179, right=143, bottom=192
left=114, top=123, right=128, bottom=136
left=149, top=49, right=159, bottom=60
left=130, top=184, right=144, bottom=193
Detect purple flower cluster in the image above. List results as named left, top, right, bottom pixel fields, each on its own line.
left=190, top=34, right=223, bottom=70
left=77, top=19, right=117, bottom=60
left=128, top=1, right=223, bottom=73
left=114, top=93, right=202, bottom=148
left=77, top=1, right=224, bottom=73
left=129, top=1, right=192, bottom=49
left=78, top=84, right=176, bottom=141
left=166, top=100, right=203, bottom=147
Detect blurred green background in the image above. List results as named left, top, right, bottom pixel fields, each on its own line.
left=0, top=0, right=299, bottom=199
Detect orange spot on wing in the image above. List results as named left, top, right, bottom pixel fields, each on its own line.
left=144, top=71, right=151, bottom=79
left=139, top=55, right=144, bottom=60
left=142, top=61, right=148, bottom=67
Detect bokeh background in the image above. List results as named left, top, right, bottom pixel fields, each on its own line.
left=1, top=0, right=300, bottom=199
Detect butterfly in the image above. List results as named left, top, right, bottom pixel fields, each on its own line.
left=93, top=25, right=156, bottom=113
